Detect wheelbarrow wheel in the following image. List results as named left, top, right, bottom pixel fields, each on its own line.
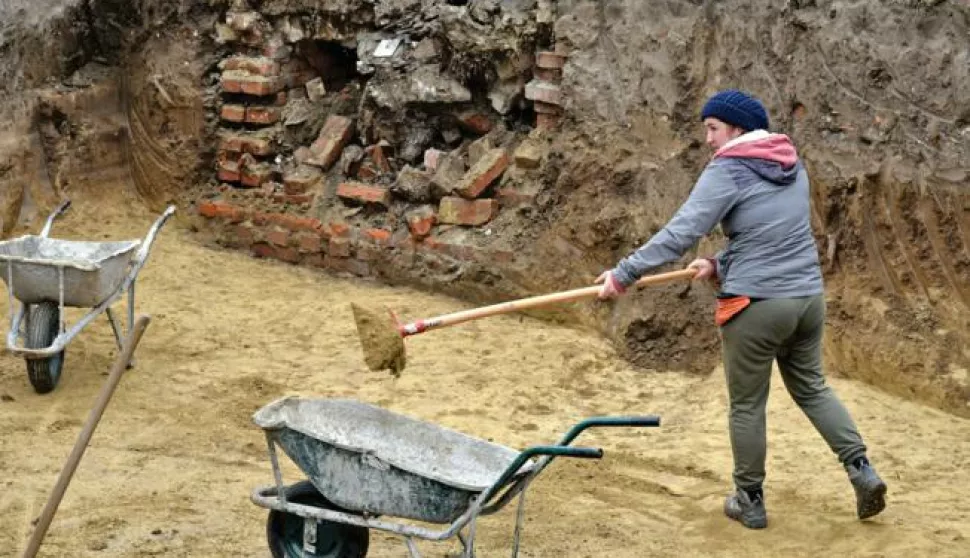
left=267, top=480, right=369, bottom=558
left=25, top=302, right=65, bottom=394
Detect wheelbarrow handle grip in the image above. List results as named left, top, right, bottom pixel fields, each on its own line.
left=39, top=199, right=72, bottom=238
left=557, top=415, right=661, bottom=446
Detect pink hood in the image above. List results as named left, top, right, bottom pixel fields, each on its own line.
left=714, top=132, right=798, bottom=169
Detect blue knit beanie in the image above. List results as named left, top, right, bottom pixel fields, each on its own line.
left=700, top=89, right=769, bottom=131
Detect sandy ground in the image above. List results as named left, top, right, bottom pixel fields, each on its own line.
left=1, top=199, right=969, bottom=558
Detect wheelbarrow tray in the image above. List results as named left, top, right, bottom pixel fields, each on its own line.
left=253, top=397, right=531, bottom=524
left=0, top=235, right=140, bottom=307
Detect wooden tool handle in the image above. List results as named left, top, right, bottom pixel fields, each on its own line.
left=22, top=315, right=152, bottom=558
left=399, top=268, right=696, bottom=337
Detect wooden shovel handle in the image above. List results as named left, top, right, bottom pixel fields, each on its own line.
left=399, top=268, right=697, bottom=337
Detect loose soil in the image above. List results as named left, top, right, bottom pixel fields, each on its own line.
left=1, top=200, right=968, bottom=557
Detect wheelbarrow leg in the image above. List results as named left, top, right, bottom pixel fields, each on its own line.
left=105, top=308, right=134, bottom=369
left=462, top=516, right=478, bottom=558
left=404, top=536, right=423, bottom=558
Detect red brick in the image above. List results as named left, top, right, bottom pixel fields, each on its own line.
left=223, top=56, right=280, bottom=77
left=198, top=201, right=243, bottom=221
left=355, top=162, right=380, bottom=181
left=217, top=160, right=240, bottom=183
left=537, top=112, right=560, bottom=130
left=276, top=247, right=302, bottom=264
left=274, top=91, right=287, bottom=106
left=336, top=182, right=391, bottom=207
left=283, top=167, right=320, bottom=195
left=240, top=163, right=274, bottom=188
left=534, top=67, right=562, bottom=83
left=232, top=223, right=257, bottom=246
left=296, top=232, right=324, bottom=253
left=251, top=242, right=276, bottom=259
left=329, top=237, right=352, bottom=257
left=365, top=144, right=392, bottom=173
left=278, top=215, right=323, bottom=232
left=223, top=71, right=282, bottom=97
left=525, top=81, right=562, bottom=106
left=246, top=106, right=281, bottom=125
left=438, top=197, right=499, bottom=226
left=363, top=228, right=392, bottom=244
left=278, top=193, right=314, bottom=205
left=456, top=111, right=493, bottom=134
left=406, top=207, right=436, bottom=239
left=455, top=149, right=509, bottom=199
left=221, top=135, right=273, bottom=157
left=307, top=115, right=354, bottom=170
left=533, top=101, right=562, bottom=115
left=536, top=51, right=567, bottom=70
left=266, top=228, right=290, bottom=247
left=328, top=222, right=350, bottom=238
left=220, top=104, right=246, bottom=122
left=491, top=249, right=516, bottom=264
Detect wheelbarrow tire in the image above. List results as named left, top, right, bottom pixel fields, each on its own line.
left=25, top=302, right=65, bottom=394
left=267, top=480, right=369, bottom=558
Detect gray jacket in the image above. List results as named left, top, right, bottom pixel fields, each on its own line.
left=611, top=134, right=823, bottom=299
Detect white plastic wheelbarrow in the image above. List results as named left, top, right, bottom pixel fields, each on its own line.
left=0, top=200, right=175, bottom=393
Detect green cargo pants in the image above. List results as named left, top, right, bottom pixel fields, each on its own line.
left=720, top=294, right=867, bottom=490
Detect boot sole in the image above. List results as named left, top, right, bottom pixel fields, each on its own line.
left=858, top=480, right=887, bottom=520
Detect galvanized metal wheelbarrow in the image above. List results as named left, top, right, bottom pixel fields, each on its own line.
left=250, top=397, right=661, bottom=558
left=0, top=200, right=175, bottom=393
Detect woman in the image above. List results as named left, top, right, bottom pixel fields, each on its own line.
left=595, top=89, right=887, bottom=529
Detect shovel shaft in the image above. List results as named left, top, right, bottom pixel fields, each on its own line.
left=399, top=268, right=696, bottom=337
left=22, top=315, right=151, bottom=558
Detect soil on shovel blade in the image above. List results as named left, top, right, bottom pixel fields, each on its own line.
left=1, top=202, right=969, bottom=557
left=351, top=303, right=406, bottom=376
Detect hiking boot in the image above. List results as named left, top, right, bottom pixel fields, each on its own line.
left=724, top=488, right=767, bottom=529
left=846, top=461, right=887, bottom=519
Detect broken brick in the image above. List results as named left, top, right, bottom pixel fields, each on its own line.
left=307, top=115, right=355, bottom=170
left=246, top=106, right=281, bottom=125
left=365, top=144, right=392, bottom=173
left=424, top=148, right=443, bottom=171
left=513, top=142, right=542, bottom=169
left=223, top=56, right=280, bottom=77
left=536, top=51, right=567, bottom=70
left=438, top=197, right=499, bottom=226
left=240, top=163, right=274, bottom=188
left=336, top=182, right=391, bottom=208
left=217, top=160, right=241, bottom=183
left=525, top=80, right=562, bottom=106
left=220, top=104, right=246, bottom=122
left=305, top=77, right=327, bottom=102
left=456, top=111, right=493, bottom=135
left=406, top=206, right=436, bottom=239
left=282, top=166, right=321, bottom=195
left=355, top=162, right=381, bottom=181
left=455, top=149, right=509, bottom=199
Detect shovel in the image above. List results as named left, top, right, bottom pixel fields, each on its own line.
left=352, top=268, right=697, bottom=375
